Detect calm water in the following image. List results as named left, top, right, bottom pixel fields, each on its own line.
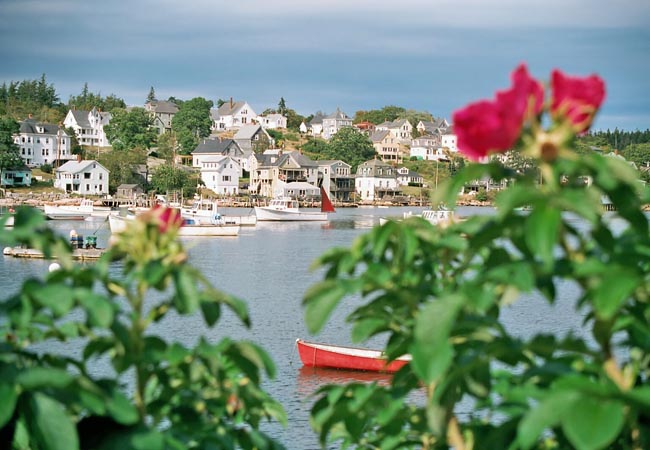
left=0, top=206, right=588, bottom=449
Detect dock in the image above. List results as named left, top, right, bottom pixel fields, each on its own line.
left=3, top=246, right=107, bottom=261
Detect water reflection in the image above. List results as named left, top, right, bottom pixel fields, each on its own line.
left=296, top=366, right=395, bottom=397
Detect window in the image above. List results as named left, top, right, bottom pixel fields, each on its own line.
left=84, top=173, right=91, bottom=179
left=222, top=175, right=231, bottom=182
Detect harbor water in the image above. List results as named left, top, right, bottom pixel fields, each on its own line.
left=0, top=206, right=588, bottom=449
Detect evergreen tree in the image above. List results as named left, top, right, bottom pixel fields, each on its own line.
left=278, top=97, right=287, bottom=115
left=147, top=86, right=156, bottom=103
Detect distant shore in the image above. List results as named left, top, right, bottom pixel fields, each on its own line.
left=0, top=190, right=493, bottom=209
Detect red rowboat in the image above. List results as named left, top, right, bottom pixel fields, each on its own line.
left=296, top=339, right=410, bottom=373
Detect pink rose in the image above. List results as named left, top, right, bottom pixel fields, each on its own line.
left=142, top=205, right=183, bottom=233
left=551, top=70, right=606, bottom=133
left=453, top=64, right=543, bottom=160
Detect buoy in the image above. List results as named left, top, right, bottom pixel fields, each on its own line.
left=48, top=262, right=61, bottom=272
left=3, top=247, right=11, bottom=255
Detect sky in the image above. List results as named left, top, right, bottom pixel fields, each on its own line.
left=1, top=0, right=650, bottom=131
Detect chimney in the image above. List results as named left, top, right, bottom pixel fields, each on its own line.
left=77, top=154, right=82, bottom=163
left=230, top=97, right=233, bottom=109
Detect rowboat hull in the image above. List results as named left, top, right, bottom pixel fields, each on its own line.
left=296, top=339, right=410, bottom=373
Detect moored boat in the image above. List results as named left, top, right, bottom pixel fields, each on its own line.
left=295, top=338, right=410, bottom=373
left=108, top=213, right=240, bottom=237
left=44, top=199, right=96, bottom=220
left=255, top=186, right=335, bottom=222
left=181, top=196, right=257, bottom=226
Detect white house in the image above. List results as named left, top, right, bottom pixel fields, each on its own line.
left=63, top=107, right=112, bottom=147
left=376, top=119, right=413, bottom=143
left=441, top=127, right=458, bottom=153
left=322, top=108, right=352, bottom=139
left=299, top=121, right=308, bottom=134
left=210, top=100, right=257, bottom=131
left=355, top=159, right=400, bottom=202
left=396, top=166, right=423, bottom=186
left=410, top=134, right=443, bottom=161
left=199, top=155, right=240, bottom=195
left=14, top=117, right=73, bottom=167
left=256, top=113, right=287, bottom=129
left=192, top=138, right=246, bottom=177
left=308, top=113, right=325, bottom=136
left=54, top=159, right=109, bottom=195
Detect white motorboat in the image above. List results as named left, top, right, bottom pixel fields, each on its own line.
left=44, top=199, right=95, bottom=220
left=181, top=197, right=256, bottom=226
left=108, top=213, right=240, bottom=237
left=254, top=186, right=335, bottom=222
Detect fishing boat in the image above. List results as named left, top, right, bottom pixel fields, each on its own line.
left=43, top=199, right=95, bottom=220
left=255, top=186, right=335, bottom=222
left=108, top=213, right=240, bottom=237
left=295, top=338, right=410, bottom=373
left=180, top=196, right=257, bottom=226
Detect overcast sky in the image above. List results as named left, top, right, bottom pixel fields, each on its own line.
left=1, top=0, right=649, bottom=131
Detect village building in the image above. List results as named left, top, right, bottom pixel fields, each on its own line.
left=63, top=107, right=112, bottom=147
left=256, top=113, right=287, bottom=129
left=317, top=160, right=355, bottom=203
left=322, top=108, right=353, bottom=139
left=144, top=100, right=179, bottom=134
left=192, top=138, right=246, bottom=177
left=369, top=129, right=401, bottom=164
left=210, top=100, right=257, bottom=131
left=1, top=165, right=32, bottom=187
left=198, top=155, right=241, bottom=195
left=354, top=159, right=400, bottom=202
left=13, top=117, right=73, bottom=167
left=54, top=159, right=109, bottom=195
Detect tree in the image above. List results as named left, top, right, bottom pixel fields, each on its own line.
left=323, top=127, right=376, bottom=171
left=150, top=163, right=197, bottom=196
left=147, top=86, right=156, bottom=103
left=0, top=118, right=23, bottom=183
left=154, top=132, right=177, bottom=161
left=97, top=147, right=148, bottom=193
left=278, top=97, right=287, bottom=115
left=103, top=107, right=157, bottom=152
left=67, top=84, right=126, bottom=112
left=171, top=97, right=213, bottom=155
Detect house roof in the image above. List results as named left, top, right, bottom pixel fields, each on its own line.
left=370, top=130, right=391, bottom=142
left=148, top=100, right=179, bottom=114
left=19, top=119, right=66, bottom=136
left=192, top=138, right=242, bottom=155
left=325, top=108, right=350, bottom=120
left=217, top=101, right=246, bottom=116
left=57, top=159, right=107, bottom=174
left=309, top=113, right=324, bottom=125
left=234, top=124, right=266, bottom=140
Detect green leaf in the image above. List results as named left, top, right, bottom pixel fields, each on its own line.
left=30, top=283, right=76, bottom=317
left=27, top=393, right=79, bottom=450
left=79, top=293, right=114, bottom=328
left=524, top=204, right=561, bottom=270
left=303, top=280, right=348, bottom=334
left=17, top=367, right=74, bottom=390
left=200, top=299, right=221, bottom=327
left=591, top=267, right=639, bottom=320
left=351, top=318, right=386, bottom=342
left=562, top=396, right=625, bottom=450
left=518, top=391, right=579, bottom=449
left=411, top=294, right=462, bottom=383
left=0, top=383, right=17, bottom=428
left=172, top=267, right=199, bottom=314
left=105, top=390, right=139, bottom=425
